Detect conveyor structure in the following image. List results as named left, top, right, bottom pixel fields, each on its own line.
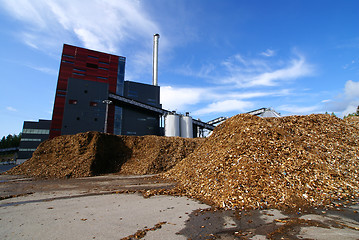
left=108, top=93, right=215, bottom=131
left=207, top=116, right=228, bottom=125
left=247, top=108, right=281, bottom=117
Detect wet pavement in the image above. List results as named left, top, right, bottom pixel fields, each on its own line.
left=0, top=174, right=358, bottom=239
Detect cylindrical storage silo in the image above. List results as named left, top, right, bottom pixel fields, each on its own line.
left=180, top=115, right=193, bottom=138
left=165, top=114, right=180, bottom=137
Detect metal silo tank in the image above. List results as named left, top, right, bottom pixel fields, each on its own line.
left=180, top=115, right=193, bottom=138
left=165, top=114, right=180, bottom=137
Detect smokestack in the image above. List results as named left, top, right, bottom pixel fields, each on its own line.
left=152, top=33, right=160, bottom=86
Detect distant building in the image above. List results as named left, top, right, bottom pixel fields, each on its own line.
left=17, top=120, right=51, bottom=163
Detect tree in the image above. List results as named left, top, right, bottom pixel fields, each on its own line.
left=0, top=133, right=21, bottom=149
left=344, top=105, right=359, bottom=118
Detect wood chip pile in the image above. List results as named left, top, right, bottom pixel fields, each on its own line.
left=5, top=132, right=203, bottom=178
left=118, top=135, right=203, bottom=175
left=162, top=114, right=359, bottom=210
left=345, top=116, right=359, bottom=127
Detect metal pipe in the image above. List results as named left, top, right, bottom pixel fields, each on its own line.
left=152, top=33, right=160, bottom=86
left=102, top=100, right=112, bottom=133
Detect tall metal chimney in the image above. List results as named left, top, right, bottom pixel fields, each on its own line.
left=152, top=33, right=160, bottom=86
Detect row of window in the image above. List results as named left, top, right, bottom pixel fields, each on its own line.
left=74, top=67, right=108, bottom=71
left=62, top=54, right=113, bottom=65
left=22, top=129, right=50, bottom=134
left=62, top=54, right=108, bottom=64
left=73, top=72, right=108, bottom=79
left=68, top=100, right=99, bottom=107
left=62, top=61, right=110, bottom=69
left=63, top=54, right=74, bottom=59
left=21, top=138, right=42, bottom=142
left=137, top=117, right=157, bottom=121
left=19, top=148, right=37, bottom=152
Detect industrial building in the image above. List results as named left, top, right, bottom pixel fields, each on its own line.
left=17, top=36, right=279, bottom=162
left=17, top=37, right=212, bottom=160
left=49, top=44, right=126, bottom=138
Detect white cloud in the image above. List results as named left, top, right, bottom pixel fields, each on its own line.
left=220, top=53, right=314, bottom=88
left=342, top=104, right=359, bottom=116
left=260, top=49, right=275, bottom=57
left=6, top=106, right=17, bottom=112
left=325, top=80, right=359, bottom=117
left=344, top=80, right=359, bottom=98
left=276, top=104, right=319, bottom=115
left=160, top=85, right=291, bottom=117
left=194, top=100, right=253, bottom=115
left=0, top=0, right=160, bottom=53
left=26, top=65, right=57, bottom=75
left=251, top=57, right=312, bottom=87
left=160, top=86, right=207, bottom=111
left=1, top=0, right=47, bottom=28
left=227, top=89, right=291, bottom=99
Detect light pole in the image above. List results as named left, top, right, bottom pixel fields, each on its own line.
left=102, top=100, right=112, bottom=133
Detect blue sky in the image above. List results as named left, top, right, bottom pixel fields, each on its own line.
left=0, top=0, right=359, bottom=138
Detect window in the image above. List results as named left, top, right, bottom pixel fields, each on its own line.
left=62, top=60, right=73, bottom=64
left=74, top=68, right=86, bottom=72
left=63, top=54, right=74, bottom=58
left=99, top=61, right=109, bottom=65
left=90, top=101, right=98, bottom=107
left=76, top=117, right=80, bottom=120
left=98, top=67, right=108, bottom=70
left=69, top=99, right=78, bottom=104
left=147, top=98, right=157, bottom=105
left=94, top=118, right=98, bottom=122
left=73, top=72, right=85, bottom=76
left=128, top=90, right=138, bottom=98
left=88, top=55, right=99, bottom=59
left=84, top=90, right=88, bottom=94
left=137, top=118, right=146, bottom=121
left=19, top=148, right=37, bottom=152
left=21, top=138, right=42, bottom=142
left=97, top=76, right=108, bottom=80
left=86, top=63, right=98, bottom=69
left=22, top=129, right=50, bottom=134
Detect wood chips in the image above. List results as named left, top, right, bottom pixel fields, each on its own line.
left=162, top=114, right=359, bottom=210
left=5, top=132, right=203, bottom=178
left=5, top=114, right=359, bottom=211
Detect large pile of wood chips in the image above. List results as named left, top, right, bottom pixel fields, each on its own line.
left=5, top=132, right=203, bottom=178
left=162, top=114, right=359, bottom=210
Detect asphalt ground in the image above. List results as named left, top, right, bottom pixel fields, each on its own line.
left=0, top=174, right=358, bottom=239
